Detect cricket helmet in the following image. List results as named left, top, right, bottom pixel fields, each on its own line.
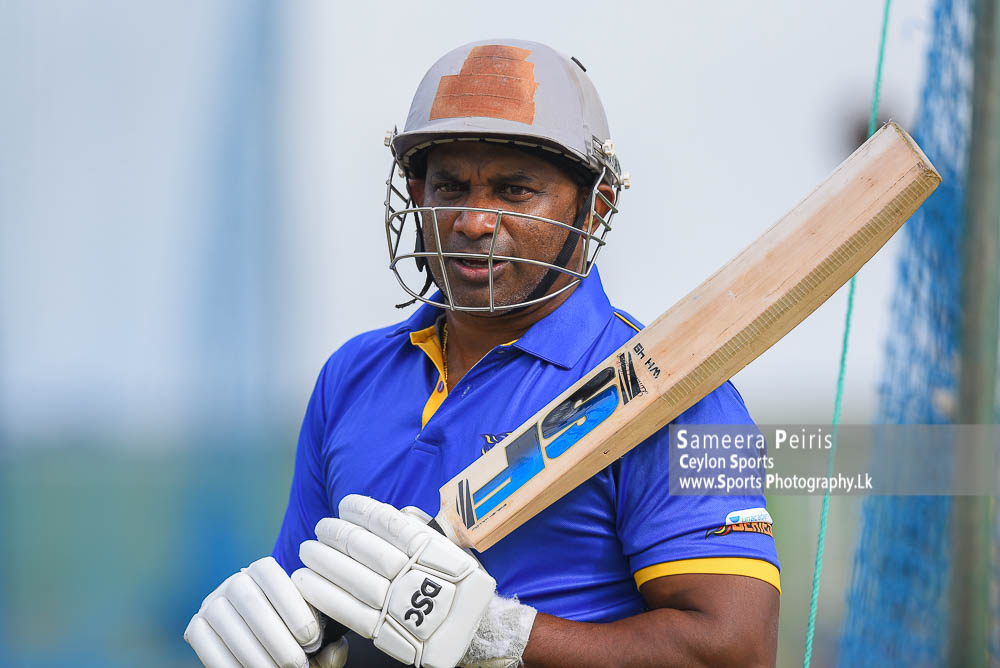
left=384, top=39, right=629, bottom=312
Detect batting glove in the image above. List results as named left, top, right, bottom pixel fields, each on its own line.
left=184, top=556, right=348, bottom=668
left=293, top=495, right=536, bottom=668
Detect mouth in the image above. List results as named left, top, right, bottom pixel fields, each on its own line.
left=448, top=256, right=510, bottom=282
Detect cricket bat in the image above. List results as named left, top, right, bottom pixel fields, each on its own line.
left=429, top=122, right=941, bottom=552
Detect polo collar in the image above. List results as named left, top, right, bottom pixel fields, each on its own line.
left=387, top=266, right=614, bottom=370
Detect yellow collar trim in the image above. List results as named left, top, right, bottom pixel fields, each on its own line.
left=409, top=322, right=520, bottom=429
left=410, top=324, right=448, bottom=428
left=409, top=324, right=446, bottom=378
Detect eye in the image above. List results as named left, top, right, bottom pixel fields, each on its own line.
left=501, top=184, right=534, bottom=201
left=432, top=182, right=466, bottom=199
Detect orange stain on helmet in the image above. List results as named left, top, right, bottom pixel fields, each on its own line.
left=429, top=45, right=538, bottom=124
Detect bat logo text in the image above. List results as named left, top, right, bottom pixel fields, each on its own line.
left=456, top=353, right=646, bottom=528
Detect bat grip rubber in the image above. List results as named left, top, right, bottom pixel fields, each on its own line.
left=426, top=516, right=446, bottom=536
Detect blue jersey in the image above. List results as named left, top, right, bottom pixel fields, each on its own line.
left=273, top=267, right=779, bottom=622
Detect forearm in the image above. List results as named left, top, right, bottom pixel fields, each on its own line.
left=522, top=609, right=775, bottom=668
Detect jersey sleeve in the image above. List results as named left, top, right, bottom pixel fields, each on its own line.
left=271, top=359, right=335, bottom=575
left=614, top=381, right=781, bottom=592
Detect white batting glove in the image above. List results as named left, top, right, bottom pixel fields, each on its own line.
left=184, top=556, right=348, bottom=668
left=292, top=495, right=536, bottom=668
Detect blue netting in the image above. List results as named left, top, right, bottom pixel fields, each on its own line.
left=994, top=493, right=1000, bottom=661
left=837, top=0, right=976, bottom=665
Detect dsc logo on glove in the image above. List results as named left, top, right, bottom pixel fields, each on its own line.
left=405, top=577, right=443, bottom=627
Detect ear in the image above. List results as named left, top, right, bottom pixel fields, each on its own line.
left=407, top=177, right=426, bottom=206
left=595, top=183, right=615, bottom=219
left=584, top=183, right=616, bottom=233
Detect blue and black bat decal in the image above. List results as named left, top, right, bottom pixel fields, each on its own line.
left=457, top=353, right=646, bottom=528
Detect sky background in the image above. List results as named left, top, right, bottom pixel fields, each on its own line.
left=2, top=0, right=935, bottom=445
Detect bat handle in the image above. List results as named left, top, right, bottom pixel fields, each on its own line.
left=426, top=516, right=446, bottom=536
left=427, top=509, right=465, bottom=546
left=317, top=617, right=349, bottom=649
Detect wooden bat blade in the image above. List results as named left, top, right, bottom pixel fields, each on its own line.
left=434, top=122, right=941, bottom=551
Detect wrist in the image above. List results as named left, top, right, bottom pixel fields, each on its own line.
left=460, top=593, right=537, bottom=668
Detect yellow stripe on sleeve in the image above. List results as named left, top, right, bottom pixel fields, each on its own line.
left=634, top=557, right=781, bottom=594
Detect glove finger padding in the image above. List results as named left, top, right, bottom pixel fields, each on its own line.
left=185, top=556, right=326, bottom=668
left=295, top=495, right=498, bottom=668
left=340, top=495, right=479, bottom=582
left=226, top=572, right=309, bottom=668
left=339, top=495, right=436, bottom=557
left=202, top=595, right=278, bottom=668
left=184, top=616, right=244, bottom=668
left=400, top=506, right=487, bottom=570
left=315, top=517, right=409, bottom=580
left=300, top=539, right=391, bottom=609
left=247, top=557, right=324, bottom=652
left=293, top=567, right=381, bottom=638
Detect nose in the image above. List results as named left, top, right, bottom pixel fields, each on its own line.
left=451, top=188, right=499, bottom=241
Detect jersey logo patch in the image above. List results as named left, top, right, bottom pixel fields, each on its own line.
left=725, top=507, right=773, bottom=525
left=705, top=521, right=774, bottom=538
left=480, top=432, right=511, bottom=454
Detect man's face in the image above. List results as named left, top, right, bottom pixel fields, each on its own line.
left=408, top=142, right=585, bottom=312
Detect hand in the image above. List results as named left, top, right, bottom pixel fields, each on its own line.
left=292, top=495, right=535, bottom=668
left=184, top=556, right=349, bottom=668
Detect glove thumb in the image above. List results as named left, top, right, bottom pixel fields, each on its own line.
left=400, top=505, right=433, bottom=523
left=309, top=636, right=348, bottom=668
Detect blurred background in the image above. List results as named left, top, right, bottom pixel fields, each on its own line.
left=3, top=1, right=995, bottom=666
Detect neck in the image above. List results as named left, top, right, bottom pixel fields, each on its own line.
left=442, top=284, right=577, bottom=388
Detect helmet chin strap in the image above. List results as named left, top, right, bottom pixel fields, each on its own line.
left=493, top=199, right=590, bottom=317
left=394, top=213, right=435, bottom=309
left=522, top=212, right=586, bottom=300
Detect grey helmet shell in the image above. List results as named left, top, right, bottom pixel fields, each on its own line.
left=389, top=39, right=624, bottom=187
